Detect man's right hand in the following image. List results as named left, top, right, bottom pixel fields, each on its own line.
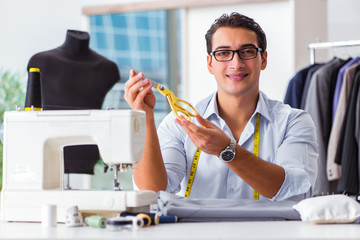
left=124, top=69, right=156, bottom=116
left=125, top=69, right=167, bottom=192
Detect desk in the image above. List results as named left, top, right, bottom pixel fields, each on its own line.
left=0, top=221, right=359, bottom=239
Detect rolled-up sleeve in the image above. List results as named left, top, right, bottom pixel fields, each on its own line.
left=271, top=111, right=318, bottom=201
left=132, top=147, right=186, bottom=193
left=132, top=113, right=187, bottom=192
left=157, top=114, right=188, bottom=194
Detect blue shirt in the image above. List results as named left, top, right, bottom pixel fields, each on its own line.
left=152, top=91, right=318, bottom=201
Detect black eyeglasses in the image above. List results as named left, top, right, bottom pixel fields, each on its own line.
left=210, top=47, right=262, bottom=62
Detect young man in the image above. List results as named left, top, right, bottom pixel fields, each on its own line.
left=124, top=12, right=318, bottom=201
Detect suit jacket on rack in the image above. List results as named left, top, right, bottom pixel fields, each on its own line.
left=300, top=64, right=324, bottom=109
left=332, top=57, right=360, bottom=123
left=327, top=62, right=360, bottom=180
left=304, top=58, right=348, bottom=195
left=284, top=64, right=319, bottom=109
left=335, top=66, right=360, bottom=195
left=356, top=84, right=360, bottom=194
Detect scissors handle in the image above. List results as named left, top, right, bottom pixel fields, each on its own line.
left=127, top=66, right=198, bottom=121
left=167, top=94, right=198, bottom=121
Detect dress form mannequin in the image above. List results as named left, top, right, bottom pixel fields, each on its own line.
left=26, top=29, right=120, bottom=177
left=27, top=29, right=120, bottom=110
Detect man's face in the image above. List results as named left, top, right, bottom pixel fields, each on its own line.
left=207, top=27, right=267, bottom=98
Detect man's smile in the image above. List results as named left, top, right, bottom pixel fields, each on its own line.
left=226, top=73, right=249, bottom=81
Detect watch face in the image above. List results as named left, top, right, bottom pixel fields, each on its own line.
left=221, top=150, right=234, bottom=162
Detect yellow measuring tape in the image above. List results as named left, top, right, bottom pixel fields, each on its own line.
left=253, top=113, right=261, bottom=200
left=184, top=113, right=261, bottom=199
left=184, top=148, right=201, bottom=198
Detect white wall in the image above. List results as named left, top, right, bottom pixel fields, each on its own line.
left=0, top=0, right=360, bottom=98
left=327, top=0, right=360, bottom=60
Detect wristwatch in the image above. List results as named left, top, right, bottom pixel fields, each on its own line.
left=219, top=139, right=237, bottom=162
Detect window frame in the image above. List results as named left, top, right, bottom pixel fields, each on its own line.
left=82, top=0, right=277, bottom=16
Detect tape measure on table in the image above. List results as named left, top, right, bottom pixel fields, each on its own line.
left=184, top=113, right=261, bottom=200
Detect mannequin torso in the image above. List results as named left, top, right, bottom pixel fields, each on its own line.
left=27, top=29, right=120, bottom=110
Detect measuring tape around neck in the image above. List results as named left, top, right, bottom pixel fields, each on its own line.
left=184, top=148, right=201, bottom=198
left=253, top=113, right=261, bottom=200
left=184, top=113, right=261, bottom=199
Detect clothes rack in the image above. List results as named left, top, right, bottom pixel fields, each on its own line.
left=308, top=40, right=360, bottom=64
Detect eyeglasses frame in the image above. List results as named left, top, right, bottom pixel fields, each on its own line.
left=210, top=47, right=263, bottom=62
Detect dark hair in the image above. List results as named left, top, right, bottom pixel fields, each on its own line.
left=205, top=12, right=267, bottom=55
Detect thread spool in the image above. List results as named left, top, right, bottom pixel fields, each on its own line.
left=119, top=212, right=159, bottom=225
left=135, top=213, right=151, bottom=227
left=159, top=215, right=178, bottom=223
left=106, top=217, right=143, bottom=231
left=85, top=216, right=106, bottom=228
left=25, top=68, right=42, bottom=111
left=41, top=204, right=57, bottom=227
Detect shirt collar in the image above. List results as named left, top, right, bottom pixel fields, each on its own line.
left=201, top=92, right=219, bottom=120
left=200, top=91, right=272, bottom=123
left=253, top=91, right=272, bottom=122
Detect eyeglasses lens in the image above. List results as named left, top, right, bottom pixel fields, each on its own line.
left=214, top=48, right=259, bottom=62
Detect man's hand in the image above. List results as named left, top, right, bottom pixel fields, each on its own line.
left=175, top=115, right=230, bottom=156
left=124, top=69, right=156, bottom=115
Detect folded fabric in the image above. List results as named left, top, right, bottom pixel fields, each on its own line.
left=293, top=194, right=360, bottom=224
left=157, top=191, right=301, bottom=222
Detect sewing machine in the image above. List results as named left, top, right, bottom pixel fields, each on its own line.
left=0, top=109, right=157, bottom=222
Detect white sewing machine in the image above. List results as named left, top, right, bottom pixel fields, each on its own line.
left=0, top=109, right=157, bottom=222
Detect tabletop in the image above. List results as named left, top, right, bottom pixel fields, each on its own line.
left=1, top=220, right=360, bottom=240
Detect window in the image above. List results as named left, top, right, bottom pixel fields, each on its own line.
left=89, top=10, right=181, bottom=126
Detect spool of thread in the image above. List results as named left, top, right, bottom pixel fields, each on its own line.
left=106, top=217, right=143, bottom=231
left=85, top=216, right=106, bottom=228
left=119, top=212, right=159, bottom=225
left=135, top=213, right=151, bottom=227
left=159, top=215, right=178, bottom=223
left=41, top=204, right=57, bottom=227
left=25, top=67, right=42, bottom=111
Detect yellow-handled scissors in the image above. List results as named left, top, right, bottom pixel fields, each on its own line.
left=129, top=67, right=198, bottom=121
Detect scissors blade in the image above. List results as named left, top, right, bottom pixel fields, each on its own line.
left=149, top=79, right=162, bottom=90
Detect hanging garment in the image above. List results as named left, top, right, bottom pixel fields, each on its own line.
left=332, top=57, right=360, bottom=123
left=300, top=64, right=324, bottom=109
left=335, top=67, right=360, bottom=195
left=327, top=62, right=360, bottom=180
left=356, top=86, right=360, bottom=194
left=304, top=58, right=348, bottom=195
left=284, top=64, right=320, bottom=109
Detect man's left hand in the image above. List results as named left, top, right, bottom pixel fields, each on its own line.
left=175, top=115, right=231, bottom=157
